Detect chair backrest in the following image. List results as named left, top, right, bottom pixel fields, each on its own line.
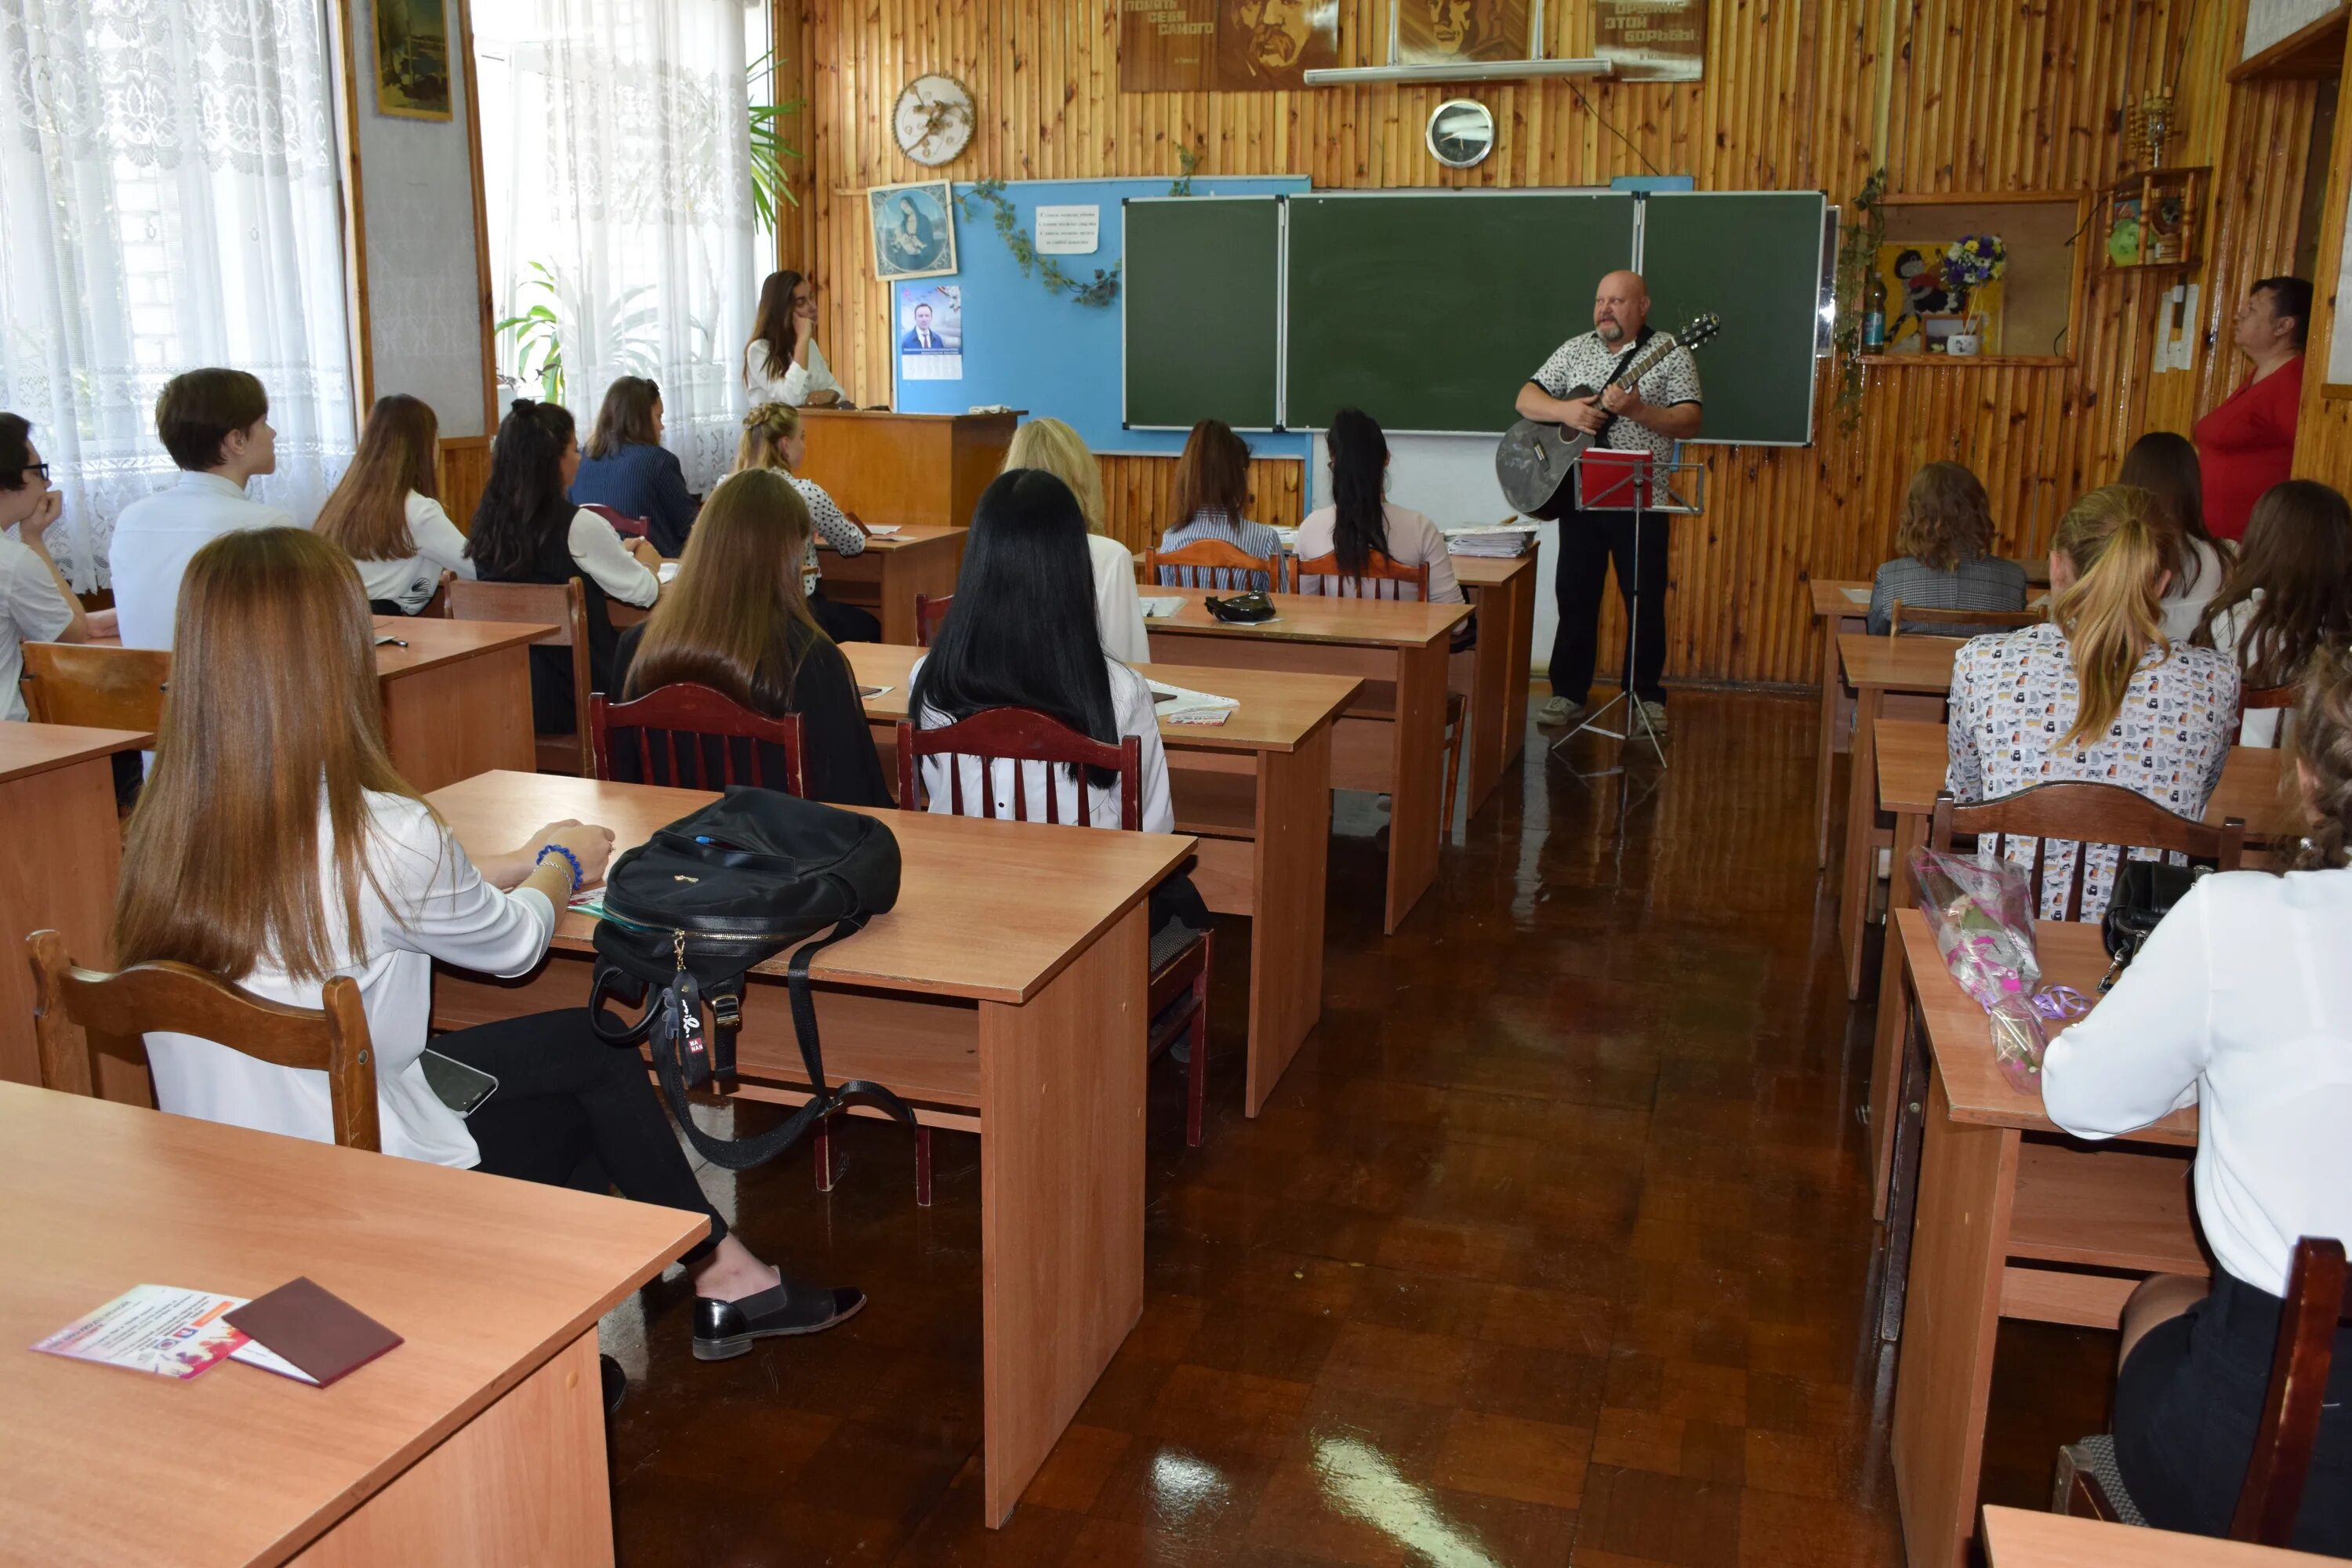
left=2234, top=1236, right=2351, bottom=1546
left=444, top=577, right=592, bottom=771
left=2242, top=681, right=2297, bottom=713
left=589, top=682, right=808, bottom=794
left=27, top=929, right=380, bottom=1152
left=1928, top=782, right=2245, bottom=921
left=914, top=592, right=952, bottom=649
left=1887, top=601, right=2045, bottom=637
left=895, top=711, right=1142, bottom=829
left=1145, top=539, right=1288, bottom=593
left=1293, top=549, right=1429, bottom=603
left=583, top=503, right=649, bottom=539
left=417, top=568, right=458, bottom=620
left=20, top=643, right=170, bottom=732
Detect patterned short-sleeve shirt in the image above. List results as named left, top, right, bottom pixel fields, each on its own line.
left=1946, top=624, right=2240, bottom=920
left=1528, top=327, right=1702, bottom=509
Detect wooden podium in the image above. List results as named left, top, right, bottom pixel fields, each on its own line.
left=796, top=409, right=1018, bottom=530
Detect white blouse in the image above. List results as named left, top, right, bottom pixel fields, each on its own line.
left=2160, top=536, right=2225, bottom=644
left=566, top=507, right=660, bottom=607
left=909, top=653, right=1173, bottom=833
left=142, top=792, right=557, bottom=1167
left=2207, top=594, right=2290, bottom=749
left=350, top=492, right=478, bottom=614
left=746, top=338, right=844, bottom=408
left=2043, top=866, right=2352, bottom=1298
left=1292, top=502, right=1465, bottom=604
left=1087, top=533, right=1152, bottom=666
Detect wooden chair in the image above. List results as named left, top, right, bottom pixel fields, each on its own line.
left=416, top=569, right=458, bottom=621
left=443, top=577, right=593, bottom=777
left=589, top=683, right=808, bottom=795
left=1887, top=600, right=2045, bottom=637
left=1292, top=549, right=1430, bottom=602
left=27, top=929, right=380, bottom=1152
left=581, top=503, right=650, bottom=539
left=884, top=709, right=1214, bottom=1198
left=1145, top=539, right=1288, bottom=593
left=2057, top=1236, right=2350, bottom=1548
left=2243, top=681, right=2296, bottom=713
left=19, top=642, right=170, bottom=732
left=914, top=593, right=952, bottom=649
left=1929, top=782, right=2245, bottom=921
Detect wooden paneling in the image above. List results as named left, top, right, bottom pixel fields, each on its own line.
left=436, top=435, right=493, bottom=532
left=804, top=0, right=2308, bottom=684
left=2294, top=6, right=2352, bottom=489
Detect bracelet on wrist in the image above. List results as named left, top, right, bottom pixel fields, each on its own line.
left=535, top=844, right=585, bottom=896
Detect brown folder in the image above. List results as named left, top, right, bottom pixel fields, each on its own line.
left=225, top=1277, right=402, bottom=1388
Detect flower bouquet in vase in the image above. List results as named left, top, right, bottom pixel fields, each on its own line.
left=1940, top=235, right=2007, bottom=355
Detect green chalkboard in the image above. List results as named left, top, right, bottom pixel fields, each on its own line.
left=1638, top=192, right=1828, bottom=446
left=1122, top=197, right=1283, bottom=430
left=1283, top=191, right=1637, bottom=434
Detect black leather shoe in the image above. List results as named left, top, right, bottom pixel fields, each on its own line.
left=692, top=1278, right=866, bottom=1362
left=600, top=1354, right=627, bottom=1415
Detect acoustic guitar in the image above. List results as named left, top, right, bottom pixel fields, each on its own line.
left=1493, top=313, right=1720, bottom=518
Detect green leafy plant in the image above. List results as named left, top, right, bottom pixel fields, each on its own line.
left=748, top=51, right=804, bottom=230
left=493, top=261, right=661, bottom=405
left=1831, top=167, right=1888, bottom=436
left=953, top=180, right=1121, bottom=308
left=1171, top=145, right=1201, bottom=198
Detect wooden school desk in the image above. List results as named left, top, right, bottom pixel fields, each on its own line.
left=1451, top=554, right=1539, bottom=815
left=1887, top=910, right=2203, bottom=1568
left=1861, top=721, right=2291, bottom=1218
left=817, top=524, right=967, bottom=645
left=0, top=724, right=147, bottom=1098
left=849, top=641, right=1359, bottom=1115
left=424, top=771, right=1192, bottom=1528
left=1809, top=579, right=1874, bottom=866
left=0, top=1080, right=704, bottom=1568
left=1142, top=587, right=1472, bottom=935
left=1836, top=632, right=1964, bottom=997
left=1980, top=1504, right=2336, bottom=1564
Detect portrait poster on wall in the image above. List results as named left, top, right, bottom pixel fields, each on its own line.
left=375, top=0, right=455, bottom=120
left=1120, top=0, right=1339, bottom=93
left=1398, top=0, right=1535, bottom=67
left=869, top=182, right=958, bottom=282
left=898, top=285, right=964, bottom=382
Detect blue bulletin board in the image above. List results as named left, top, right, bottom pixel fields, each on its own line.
left=890, top=176, right=1311, bottom=461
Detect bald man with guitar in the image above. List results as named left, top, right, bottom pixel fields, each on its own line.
left=1513, top=270, right=1703, bottom=735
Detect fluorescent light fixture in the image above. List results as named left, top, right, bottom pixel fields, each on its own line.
left=1302, top=58, right=1613, bottom=86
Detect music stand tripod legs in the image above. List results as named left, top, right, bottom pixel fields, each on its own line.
left=1553, top=450, right=1668, bottom=772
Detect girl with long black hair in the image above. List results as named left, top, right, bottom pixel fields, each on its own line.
left=1294, top=408, right=1464, bottom=604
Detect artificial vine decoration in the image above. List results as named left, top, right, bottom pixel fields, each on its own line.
left=953, top=180, right=1121, bottom=308
left=1171, top=145, right=1201, bottom=197
left=1831, top=167, right=1888, bottom=435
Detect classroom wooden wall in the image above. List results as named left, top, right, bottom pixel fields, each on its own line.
left=786, top=0, right=2310, bottom=686
left=2294, top=14, right=2352, bottom=492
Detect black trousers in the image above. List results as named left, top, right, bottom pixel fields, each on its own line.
left=1549, top=509, right=1669, bottom=705
left=808, top=589, right=880, bottom=645
left=431, top=1009, right=727, bottom=1265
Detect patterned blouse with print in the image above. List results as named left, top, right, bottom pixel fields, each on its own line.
left=1946, top=623, right=2239, bottom=919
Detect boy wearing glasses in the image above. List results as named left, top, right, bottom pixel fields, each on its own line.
left=0, top=413, right=101, bottom=721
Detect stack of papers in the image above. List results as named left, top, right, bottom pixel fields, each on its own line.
left=1445, top=523, right=1540, bottom=557
left=1148, top=678, right=1240, bottom=726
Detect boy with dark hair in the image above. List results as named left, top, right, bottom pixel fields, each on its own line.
left=0, top=412, right=103, bottom=720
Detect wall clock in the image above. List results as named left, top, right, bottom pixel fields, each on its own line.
left=1426, top=98, right=1495, bottom=169
left=895, top=74, right=976, bottom=168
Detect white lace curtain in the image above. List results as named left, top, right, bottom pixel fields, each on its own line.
left=476, top=0, right=756, bottom=493
left=0, top=0, right=357, bottom=587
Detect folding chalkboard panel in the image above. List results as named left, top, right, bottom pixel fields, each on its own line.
left=1122, top=196, right=1285, bottom=431
left=1638, top=191, right=1829, bottom=446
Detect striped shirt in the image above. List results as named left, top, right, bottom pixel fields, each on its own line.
left=1155, top=510, right=1283, bottom=593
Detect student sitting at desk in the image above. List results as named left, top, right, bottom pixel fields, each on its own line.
left=569, top=376, right=699, bottom=557
left=1865, top=460, right=2028, bottom=637
left=610, top=469, right=890, bottom=806
left=1947, top=484, right=2237, bottom=920
left=108, top=368, right=295, bottom=652
left=118, top=527, right=863, bottom=1360
left=467, top=399, right=662, bottom=734
left=735, top=402, right=880, bottom=646
left=2120, top=431, right=2230, bottom=644
left=2041, top=648, right=2352, bottom=1555
left=0, top=413, right=99, bottom=720
left=1000, top=416, right=1150, bottom=664
left=2194, top=479, right=2352, bottom=750
left=1293, top=408, right=1463, bottom=604
left=1155, top=419, right=1282, bottom=593
left=313, top=394, right=476, bottom=617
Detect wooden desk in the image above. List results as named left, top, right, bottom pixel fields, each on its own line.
left=1889, top=910, right=2204, bottom=1568
left=425, top=771, right=1192, bottom=1527
left=1863, top=723, right=2291, bottom=1216
left=850, top=642, right=1359, bottom=1115
left=0, top=724, right=147, bottom=1098
left=818, top=525, right=967, bottom=645
left=1453, top=554, right=1539, bottom=816
left=1142, top=588, right=1472, bottom=935
left=794, top=408, right=1015, bottom=532
left=1981, top=1504, right=2335, bottom=1563
left=0, top=1080, right=702, bottom=1567
left=1836, top=632, right=1964, bottom=997
left=1809, top=579, right=1873, bottom=867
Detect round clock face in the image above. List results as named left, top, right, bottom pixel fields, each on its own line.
left=895, top=74, right=975, bottom=168
left=1426, top=99, right=1495, bottom=169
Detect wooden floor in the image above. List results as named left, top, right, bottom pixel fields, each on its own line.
left=597, top=688, right=2114, bottom=1566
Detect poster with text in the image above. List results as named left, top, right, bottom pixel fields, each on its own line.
left=900, top=285, right=964, bottom=382
left=1120, top=0, right=1338, bottom=91
left=1595, top=0, right=1707, bottom=82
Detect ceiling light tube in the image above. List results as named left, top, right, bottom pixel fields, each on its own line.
left=1301, top=58, right=1615, bottom=87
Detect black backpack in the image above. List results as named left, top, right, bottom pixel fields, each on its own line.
left=586, top=786, right=916, bottom=1171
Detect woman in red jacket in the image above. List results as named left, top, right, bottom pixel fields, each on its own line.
left=2194, top=277, right=2310, bottom=543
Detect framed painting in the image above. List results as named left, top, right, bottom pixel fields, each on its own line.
left=870, top=181, right=959, bottom=282
left=375, top=0, right=454, bottom=121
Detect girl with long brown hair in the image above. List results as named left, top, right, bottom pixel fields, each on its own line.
left=1155, top=419, right=1280, bottom=591
left=2118, top=430, right=2230, bottom=641
left=743, top=270, right=848, bottom=408
left=609, top=469, right=889, bottom=804
left=1946, top=484, right=2238, bottom=917
left=570, top=376, right=700, bottom=556
left=2040, top=644, right=2352, bottom=1553
left=1864, top=459, right=2028, bottom=636
left=122, top=527, right=862, bottom=1359
left=735, top=401, right=878, bottom=644
left=313, top=394, right=475, bottom=616
left=2194, top=478, right=2352, bottom=746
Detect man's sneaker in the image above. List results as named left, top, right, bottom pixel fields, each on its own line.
left=1636, top=699, right=1669, bottom=737
left=1538, top=695, right=1583, bottom=726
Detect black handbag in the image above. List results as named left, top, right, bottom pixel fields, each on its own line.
left=2098, top=858, right=2205, bottom=991
left=1204, top=590, right=1278, bottom=623
left=585, top=786, right=916, bottom=1171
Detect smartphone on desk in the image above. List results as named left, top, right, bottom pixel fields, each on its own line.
left=420, top=1049, right=499, bottom=1116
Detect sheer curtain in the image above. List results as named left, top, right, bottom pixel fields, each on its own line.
left=0, top=0, right=357, bottom=586
left=474, top=0, right=757, bottom=492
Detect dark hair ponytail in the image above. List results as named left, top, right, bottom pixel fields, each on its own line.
left=1327, top=407, right=1389, bottom=577
left=466, top=399, right=576, bottom=578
